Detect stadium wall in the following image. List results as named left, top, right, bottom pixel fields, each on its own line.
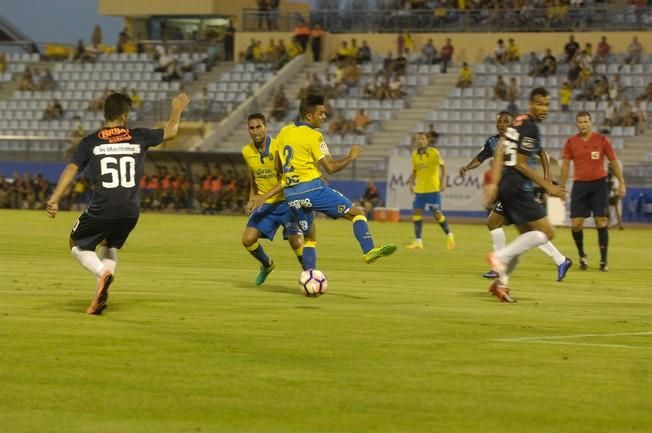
left=237, top=31, right=652, bottom=64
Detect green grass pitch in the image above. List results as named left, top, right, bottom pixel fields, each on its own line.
left=1, top=210, right=651, bottom=433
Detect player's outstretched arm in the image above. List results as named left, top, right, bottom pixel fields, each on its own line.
left=318, top=145, right=362, bottom=175
left=439, top=163, right=447, bottom=192
left=559, top=159, right=570, bottom=188
left=163, top=93, right=190, bottom=141
left=46, top=163, right=79, bottom=218
left=483, top=142, right=504, bottom=207
left=459, top=157, right=481, bottom=176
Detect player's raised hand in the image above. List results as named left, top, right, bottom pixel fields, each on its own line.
left=247, top=196, right=265, bottom=213
left=172, top=93, right=190, bottom=111
left=459, top=165, right=468, bottom=177
left=348, top=145, right=363, bottom=159
left=46, top=199, right=59, bottom=218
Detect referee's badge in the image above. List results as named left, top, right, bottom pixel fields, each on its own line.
left=591, top=151, right=600, bottom=160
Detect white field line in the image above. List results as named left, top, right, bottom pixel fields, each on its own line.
left=515, top=340, right=652, bottom=351
left=493, top=331, right=652, bottom=342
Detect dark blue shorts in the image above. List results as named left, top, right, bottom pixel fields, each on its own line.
left=413, top=192, right=441, bottom=212
left=570, top=178, right=609, bottom=218
left=247, top=202, right=312, bottom=240
left=498, top=182, right=546, bottom=225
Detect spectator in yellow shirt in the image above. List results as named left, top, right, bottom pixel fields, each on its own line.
left=506, top=38, right=520, bottom=62
left=559, top=81, right=572, bottom=112
left=456, top=63, right=473, bottom=88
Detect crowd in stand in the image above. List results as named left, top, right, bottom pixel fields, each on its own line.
left=477, top=34, right=650, bottom=134
left=0, top=167, right=250, bottom=214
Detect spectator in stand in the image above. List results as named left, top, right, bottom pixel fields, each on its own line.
left=594, top=36, right=611, bottom=64
left=593, top=76, right=609, bottom=101
left=388, top=73, right=404, bottom=99
left=539, top=49, right=557, bottom=77
left=360, top=180, right=381, bottom=218
left=0, top=53, right=6, bottom=73
left=603, top=98, right=617, bottom=129
left=456, top=62, right=473, bottom=88
left=374, top=71, right=389, bottom=99
left=18, top=68, right=36, bottom=91
left=362, top=77, right=376, bottom=99
left=287, top=38, right=303, bottom=59
left=634, top=97, right=647, bottom=134
left=39, top=68, right=56, bottom=91
left=507, top=77, right=520, bottom=103
left=88, top=89, right=111, bottom=112
left=382, top=51, right=394, bottom=72
left=340, top=59, right=361, bottom=91
left=224, top=20, right=236, bottom=61
left=420, top=38, right=439, bottom=65
left=426, top=124, right=439, bottom=146
left=494, top=75, right=508, bottom=101
left=252, top=40, right=264, bottom=63
left=608, top=75, right=622, bottom=101
left=43, top=99, right=63, bottom=120
left=548, top=0, right=568, bottom=27
left=116, top=28, right=135, bottom=53
left=527, top=51, right=540, bottom=76
left=264, top=39, right=278, bottom=63
left=350, top=38, right=360, bottom=60
left=270, top=84, right=289, bottom=122
left=276, top=40, right=288, bottom=66
left=310, top=24, right=324, bottom=62
left=328, top=111, right=353, bottom=135
left=492, top=39, right=507, bottom=65
left=584, top=42, right=593, bottom=57
left=396, top=31, right=405, bottom=55
left=625, top=36, right=642, bottom=65
left=293, top=20, right=311, bottom=52
left=353, top=109, right=372, bottom=134
left=85, top=42, right=103, bottom=62
left=335, top=41, right=353, bottom=63
left=357, top=40, right=372, bottom=64
left=617, top=96, right=635, bottom=127
left=560, top=81, right=572, bottom=112
left=564, top=34, right=580, bottom=63
left=506, top=38, right=520, bottom=62
left=392, top=49, right=408, bottom=75
left=440, top=38, right=454, bottom=73
left=257, top=0, right=272, bottom=30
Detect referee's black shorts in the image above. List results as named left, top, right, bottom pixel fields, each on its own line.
left=570, top=177, right=609, bottom=219
left=70, top=212, right=138, bottom=251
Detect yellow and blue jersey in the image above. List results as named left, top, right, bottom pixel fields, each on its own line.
left=275, top=122, right=330, bottom=188
left=242, top=136, right=283, bottom=204
left=412, top=147, right=444, bottom=193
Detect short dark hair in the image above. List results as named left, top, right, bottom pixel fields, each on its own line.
left=103, top=93, right=132, bottom=121
left=576, top=111, right=592, bottom=120
left=299, top=94, right=325, bottom=118
left=529, top=87, right=549, bottom=101
left=248, top=112, right=266, bottom=125
left=497, top=111, right=513, bottom=119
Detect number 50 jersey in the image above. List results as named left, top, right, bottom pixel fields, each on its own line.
left=501, top=113, right=542, bottom=192
left=275, top=122, right=330, bottom=188
left=71, top=127, right=164, bottom=218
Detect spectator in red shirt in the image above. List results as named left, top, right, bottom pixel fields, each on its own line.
left=440, top=38, right=454, bottom=74
left=559, top=111, right=626, bottom=272
left=594, top=36, right=611, bottom=64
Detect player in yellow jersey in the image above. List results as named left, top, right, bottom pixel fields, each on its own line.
left=252, top=94, right=396, bottom=264
left=406, top=132, right=455, bottom=250
left=241, top=113, right=314, bottom=285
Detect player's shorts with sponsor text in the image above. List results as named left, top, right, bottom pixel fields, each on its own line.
left=285, top=179, right=353, bottom=221
left=247, top=201, right=313, bottom=240
left=498, top=182, right=546, bottom=225
left=70, top=211, right=138, bottom=250
left=570, top=177, right=609, bottom=218
left=413, top=192, right=441, bottom=212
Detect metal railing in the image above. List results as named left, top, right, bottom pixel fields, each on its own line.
left=243, top=5, right=652, bottom=32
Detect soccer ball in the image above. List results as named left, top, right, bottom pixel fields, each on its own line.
left=299, top=269, right=328, bottom=297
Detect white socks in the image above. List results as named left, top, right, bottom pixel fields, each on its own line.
left=71, top=246, right=105, bottom=277
left=490, top=228, right=506, bottom=251
left=97, top=246, right=118, bottom=274
left=496, top=231, right=548, bottom=264
left=537, top=242, right=566, bottom=266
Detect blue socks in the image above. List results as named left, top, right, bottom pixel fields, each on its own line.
left=303, top=241, right=317, bottom=270
left=246, top=242, right=271, bottom=267
left=353, top=215, right=374, bottom=254
left=413, top=215, right=423, bottom=239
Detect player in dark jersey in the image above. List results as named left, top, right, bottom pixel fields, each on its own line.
left=460, top=111, right=572, bottom=282
left=46, top=92, right=190, bottom=314
left=484, top=87, right=568, bottom=302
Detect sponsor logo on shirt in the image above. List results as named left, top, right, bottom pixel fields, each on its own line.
left=98, top=127, right=132, bottom=143
left=320, top=142, right=330, bottom=154
left=93, top=143, right=142, bottom=155
left=522, top=137, right=536, bottom=150
left=591, top=151, right=600, bottom=160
